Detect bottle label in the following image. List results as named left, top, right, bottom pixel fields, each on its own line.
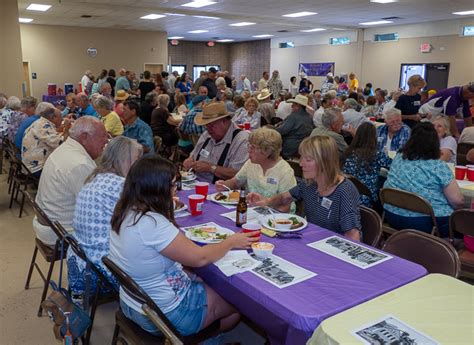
left=237, top=211, right=247, bottom=224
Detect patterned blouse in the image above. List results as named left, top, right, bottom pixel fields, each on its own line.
left=21, top=117, right=64, bottom=173
left=0, top=108, right=14, bottom=144
left=343, top=151, right=392, bottom=207
left=67, top=173, right=124, bottom=295
left=7, top=111, right=28, bottom=142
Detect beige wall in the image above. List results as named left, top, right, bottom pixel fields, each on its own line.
left=0, top=0, right=24, bottom=97
left=20, top=24, right=168, bottom=98
left=362, top=35, right=474, bottom=91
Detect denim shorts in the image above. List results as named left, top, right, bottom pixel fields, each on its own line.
left=120, top=281, right=208, bottom=337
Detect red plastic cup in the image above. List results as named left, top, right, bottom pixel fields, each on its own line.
left=195, top=182, right=209, bottom=197
left=244, top=122, right=251, bottom=130
left=369, top=117, right=376, bottom=121
left=455, top=166, right=467, bottom=180
left=242, top=223, right=261, bottom=239
left=237, top=124, right=245, bottom=129
left=467, top=168, right=474, bottom=182
left=188, top=194, right=205, bottom=216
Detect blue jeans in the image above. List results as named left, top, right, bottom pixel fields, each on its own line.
left=120, top=281, right=208, bottom=336
left=384, top=210, right=449, bottom=237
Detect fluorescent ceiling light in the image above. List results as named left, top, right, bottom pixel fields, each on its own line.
left=229, top=22, right=256, bottom=27
left=252, top=34, right=274, bottom=38
left=452, top=10, right=474, bottom=16
left=168, top=36, right=184, bottom=39
left=165, top=13, right=186, bottom=16
left=188, top=30, right=209, bottom=33
left=300, top=28, right=326, bottom=32
left=181, top=1, right=217, bottom=8
left=282, top=11, right=317, bottom=18
left=193, top=15, right=220, bottom=20
left=216, top=39, right=234, bottom=42
left=359, top=20, right=393, bottom=25
left=26, top=3, right=51, bottom=11
left=140, top=14, right=166, bottom=20
left=370, top=0, right=398, bottom=3
left=19, top=18, right=34, bottom=23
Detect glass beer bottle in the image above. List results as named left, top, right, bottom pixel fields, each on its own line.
left=235, top=187, right=247, bottom=227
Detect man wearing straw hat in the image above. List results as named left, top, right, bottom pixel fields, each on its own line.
left=257, top=88, right=275, bottom=124
left=275, top=94, right=314, bottom=159
left=183, top=102, right=249, bottom=183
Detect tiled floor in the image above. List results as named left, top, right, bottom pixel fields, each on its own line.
left=0, top=167, right=264, bottom=344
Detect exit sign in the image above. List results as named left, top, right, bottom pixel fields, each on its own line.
left=420, top=43, right=432, bottom=53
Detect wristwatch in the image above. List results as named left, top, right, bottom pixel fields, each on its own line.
left=211, top=164, right=217, bottom=173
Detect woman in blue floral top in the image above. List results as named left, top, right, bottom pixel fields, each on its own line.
left=343, top=122, right=391, bottom=208
left=383, top=122, right=464, bottom=237
left=67, top=136, right=143, bottom=299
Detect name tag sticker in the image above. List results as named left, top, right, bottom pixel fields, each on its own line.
left=377, top=136, right=383, bottom=142
left=266, top=177, right=278, bottom=185
left=200, top=149, right=210, bottom=158
left=321, top=197, right=332, bottom=210
left=414, top=101, right=421, bottom=106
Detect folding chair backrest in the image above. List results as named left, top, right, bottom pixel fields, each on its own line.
left=347, top=175, right=371, bottom=199
left=24, top=191, right=63, bottom=238
left=102, top=256, right=183, bottom=340
left=449, top=209, right=474, bottom=238
left=382, top=229, right=461, bottom=277
left=360, top=206, right=382, bottom=247
left=456, top=143, right=474, bottom=166
left=379, top=188, right=438, bottom=235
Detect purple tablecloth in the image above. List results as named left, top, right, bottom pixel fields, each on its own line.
left=177, top=187, right=427, bottom=345
left=42, top=95, right=66, bottom=103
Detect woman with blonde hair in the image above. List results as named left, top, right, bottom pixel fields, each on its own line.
left=395, top=74, right=426, bottom=128
left=232, top=97, right=262, bottom=129
left=216, top=127, right=296, bottom=211
left=248, top=135, right=361, bottom=240
left=432, top=115, right=457, bottom=163
left=150, top=93, right=181, bottom=149
left=174, top=92, right=189, bottom=116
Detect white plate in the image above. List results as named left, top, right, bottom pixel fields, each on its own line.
left=208, top=191, right=239, bottom=205
left=174, top=203, right=188, bottom=213
left=260, top=214, right=307, bottom=232
left=181, top=172, right=196, bottom=181
left=184, top=226, right=234, bottom=244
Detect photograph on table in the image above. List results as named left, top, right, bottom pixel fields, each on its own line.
left=250, top=254, right=316, bottom=288
left=307, top=236, right=392, bottom=269
left=352, top=315, right=439, bottom=345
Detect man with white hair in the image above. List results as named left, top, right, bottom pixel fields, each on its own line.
left=75, top=92, right=98, bottom=118
left=22, top=104, right=70, bottom=175
left=376, top=108, right=411, bottom=153
left=311, top=107, right=349, bottom=155
left=81, top=70, right=92, bottom=93
left=342, top=98, right=369, bottom=129
left=34, top=116, right=108, bottom=245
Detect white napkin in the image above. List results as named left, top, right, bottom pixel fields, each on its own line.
left=214, top=250, right=260, bottom=277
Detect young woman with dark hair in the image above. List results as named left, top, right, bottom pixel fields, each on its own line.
left=383, top=122, right=464, bottom=236
left=109, top=156, right=258, bottom=337
left=343, top=122, right=391, bottom=208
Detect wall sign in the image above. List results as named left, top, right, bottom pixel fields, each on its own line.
left=299, top=63, right=335, bottom=77
left=32, top=72, right=37, bottom=79
left=87, top=47, right=98, bottom=58
left=420, top=43, right=432, bottom=53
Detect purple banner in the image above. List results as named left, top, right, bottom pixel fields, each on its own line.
left=299, top=63, right=335, bottom=77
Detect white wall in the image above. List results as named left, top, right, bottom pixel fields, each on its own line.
left=271, top=18, right=474, bottom=92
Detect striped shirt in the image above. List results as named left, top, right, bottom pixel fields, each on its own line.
left=289, top=178, right=361, bottom=234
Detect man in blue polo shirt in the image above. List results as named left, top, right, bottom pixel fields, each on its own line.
left=122, top=99, right=154, bottom=154
left=15, top=102, right=54, bottom=149
left=419, top=82, right=474, bottom=138
left=75, top=93, right=98, bottom=118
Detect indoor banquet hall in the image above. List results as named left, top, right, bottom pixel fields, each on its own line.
left=1, top=0, right=474, bottom=344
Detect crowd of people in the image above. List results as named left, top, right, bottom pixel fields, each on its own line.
left=1, top=65, right=474, bottom=339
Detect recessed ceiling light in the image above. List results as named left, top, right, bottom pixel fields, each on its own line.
left=181, top=1, right=217, bottom=8
left=300, top=28, right=326, bottom=32
left=282, top=11, right=317, bottom=18
left=168, top=36, right=184, bottom=39
left=229, top=22, right=256, bottom=27
left=370, top=0, right=398, bottom=3
left=164, top=13, right=186, bottom=17
left=19, top=18, right=34, bottom=23
left=452, top=10, right=474, bottom=15
left=216, top=39, right=234, bottom=42
left=140, top=14, right=166, bottom=20
left=252, top=34, right=274, bottom=38
left=359, top=20, right=393, bottom=25
left=188, top=30, right=209, bottom=33
left=193, top=15, right=220, bottom=20
left=26, top=3, right=51, bottom=11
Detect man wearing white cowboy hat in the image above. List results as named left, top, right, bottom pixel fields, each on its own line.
left=257, top=88, right=275, bottom=124
left=275, top=94, right=314, bottom=159
left=183, top=102, right=249, bottom=183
